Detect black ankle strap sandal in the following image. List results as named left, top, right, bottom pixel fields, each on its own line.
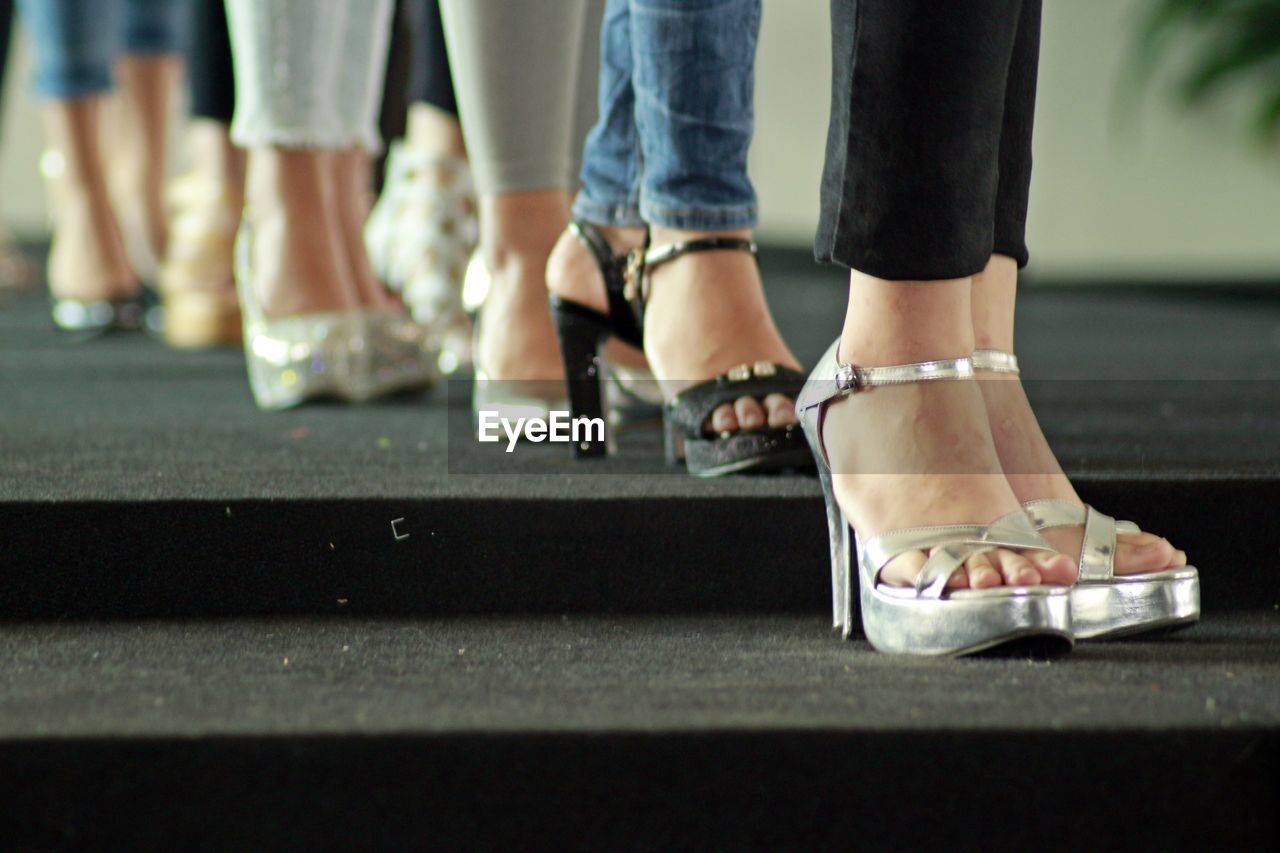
left=549, top=220, right=811, bottom=477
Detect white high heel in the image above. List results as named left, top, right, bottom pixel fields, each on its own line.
left=796, top=339, right=1074, bottom=656
left=973, top=348, right=1201, bottom=638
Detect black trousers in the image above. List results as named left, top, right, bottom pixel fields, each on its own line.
left=816, top=0, right=1042, bottom=280
left=381, top=0, right=457, bottom=150
left=188, top=0, right=234, bottom=123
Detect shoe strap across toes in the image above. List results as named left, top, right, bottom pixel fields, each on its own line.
left=1023, top=498, right=1140, bottom=584
left=865, top=511, right=1055, bottom=598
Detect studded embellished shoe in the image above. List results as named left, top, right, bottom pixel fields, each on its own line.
left=973, top=348, right=1201, bottom=639
left=549, top=221, right=810, bottom=476
left=796, top=340, right=1074, bottom=656
left=233, top=220, right=435, bottom=410
left=365, top=143, right=476, bottom=374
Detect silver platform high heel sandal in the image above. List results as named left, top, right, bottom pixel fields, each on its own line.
left=796, top=340, right=1075, bottom=656
left=973, top=349, right=1201, bottom=639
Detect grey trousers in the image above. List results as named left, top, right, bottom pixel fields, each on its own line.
left=439, top=0, right=603, bottom=195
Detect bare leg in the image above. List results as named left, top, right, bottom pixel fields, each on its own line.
left=188, top=119, right=247, bottom=193
left=41, top=99, right=136, bottom=301
left=242, top=147, right=360, bottom=319
left=822, top=272, right=1078, bottom=589
left=405, top=102, right=465, bottom=157
left=106, top=54, right=182, bottom=281
left=971, top=255, right=1187, bottom=573
left=476, top=190, right=573, bottom=381
left=334, top=146, right=396, bottom=308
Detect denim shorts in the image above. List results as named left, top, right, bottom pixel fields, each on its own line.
left=17, top=0, right=192, bottom=99
left=572, top=0, right=760, bottom=232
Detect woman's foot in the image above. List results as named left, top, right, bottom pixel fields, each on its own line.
left=823, top=272, right=1078, bottom=590
left=40, top=101, right=138, bottom=302
left=546, top=224, right=798, bottom=433
left=971, top=255, right=1187, bottom=576
left=46, top=187, right=138, bottom=302
left=334, top=147, right=397, bottom=310
left=106, top=55, right=183, bottom=282
left=242, top=148, right=360, bottom=319
left=476, top=191, right=574, bottom=383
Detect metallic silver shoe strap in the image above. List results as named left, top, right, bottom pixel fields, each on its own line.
left=835, top=356, right=976, bottom=393
left=972, top=349, right=1019, bottom=375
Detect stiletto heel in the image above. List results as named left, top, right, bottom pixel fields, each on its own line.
left=550, top=221, right=810, bottom=476
left=797, top=339, right=1074, bottom=656
left=972, top=348, right=1201, bottom=638
left=662, top=417, right=684, bottom=466
left=550, top=297, right=613, bottom=457
left=815, top=458, right=852, bottom=634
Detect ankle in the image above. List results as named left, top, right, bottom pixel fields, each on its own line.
left=840, top=272, right=975, bottom=367
left=406, top=103, right=467, bottom=159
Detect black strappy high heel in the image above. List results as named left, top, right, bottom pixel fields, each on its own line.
left=549, top=220, right=812, bottom=477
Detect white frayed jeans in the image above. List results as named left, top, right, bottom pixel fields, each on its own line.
left=225, top=0, right=392, bottom=151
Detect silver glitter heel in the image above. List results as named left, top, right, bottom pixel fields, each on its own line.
left=973, top=349, right=1201, bottom=639
left=797, top=340, right=1074, bottom=656
left=234, top=219, right=371, bottom=410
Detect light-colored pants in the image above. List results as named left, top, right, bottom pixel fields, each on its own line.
left=225, top=0, right=392, bottom=151
left=439, top=0, right=603, bottom=195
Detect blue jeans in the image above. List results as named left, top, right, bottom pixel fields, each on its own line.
left=572, top=0, right=760, bottom=231
left=17, top=0, right=191, bottom=99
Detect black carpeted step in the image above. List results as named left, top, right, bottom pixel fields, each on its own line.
left=3, top=257, right=1278, bottom=619
left=2, top=613, right=1277, bottom=849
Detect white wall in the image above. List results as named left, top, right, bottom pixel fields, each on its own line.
left=3, top=1, right=1279, bottom=280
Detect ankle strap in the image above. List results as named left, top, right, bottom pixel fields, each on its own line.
left=972, top=349, right=1019, bottom=375
left=797, top=345, right=975, bottom=418
left=568, top=220, right=646, bottom=346
left=796, top=340, right=977, bottom=468
left=623, top=236, right=757, bottom=302
left=835, top=357, right=975, bottom=393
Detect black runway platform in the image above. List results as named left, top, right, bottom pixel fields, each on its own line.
left=2, top=253, right=1278, bottom=849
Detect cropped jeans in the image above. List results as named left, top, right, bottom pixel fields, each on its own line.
left=572, top=0, right=761, bottom=232
left=16, top=0, right=191, bottom=99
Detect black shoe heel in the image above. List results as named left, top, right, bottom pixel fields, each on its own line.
left=662, top=415, right=685, bottom=465
left=550, top=296, right=614, bottom=458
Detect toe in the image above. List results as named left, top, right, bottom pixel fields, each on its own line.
left=990, top=548, right=1042, bottom=587
left=963, top=551, right=1001, bottom=589
left=709, top=403, right=738, bottom=435
left=734, top=396, right=766, bottom=431
left=764, top=393, right=798, bottom=428
left=880, top=549, right=928, bottom=588
left=1029, top=551, right=1078, bottom=586
left=1114, top=532, right=1178, bottom=575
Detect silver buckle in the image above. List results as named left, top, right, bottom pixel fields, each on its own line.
left=834, top=363, right=861, bottom=393
left=622, top=249, right=645, bottom=302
